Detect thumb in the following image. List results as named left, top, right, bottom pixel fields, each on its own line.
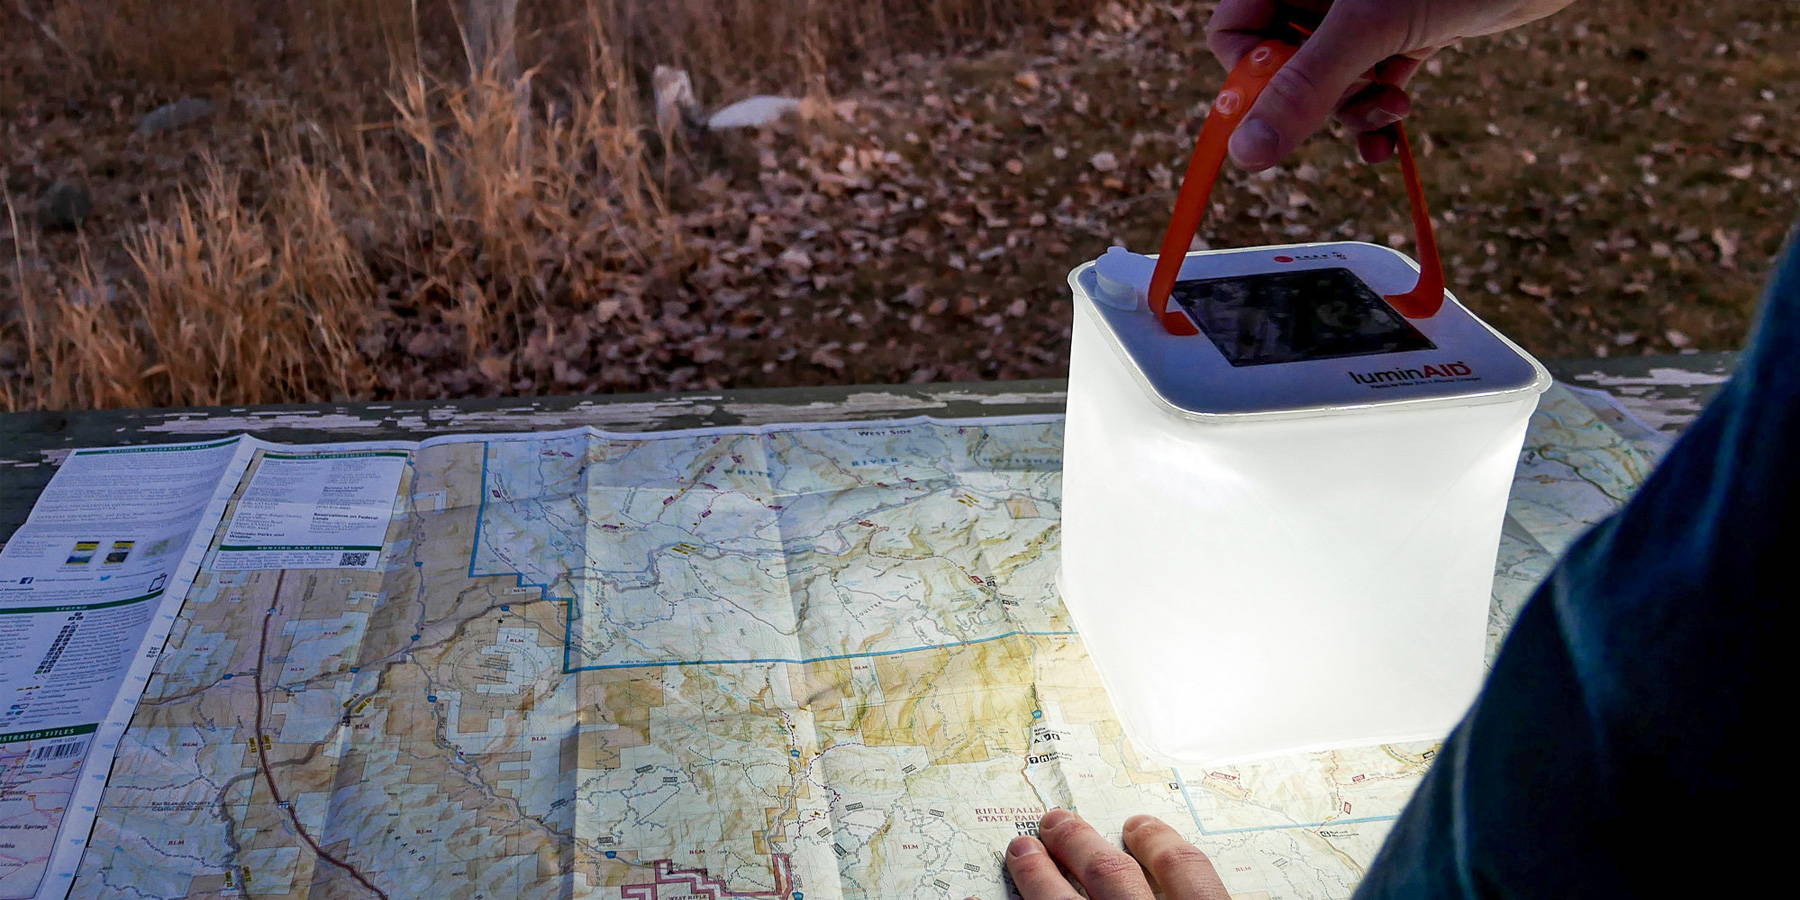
left=1229, top=5, right=1403, bottom=170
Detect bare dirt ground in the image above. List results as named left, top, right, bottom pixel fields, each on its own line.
left=3, top=1, right=1795, bottom=410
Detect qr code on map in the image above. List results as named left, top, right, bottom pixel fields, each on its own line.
left=339, top=551, right=372, bottom=567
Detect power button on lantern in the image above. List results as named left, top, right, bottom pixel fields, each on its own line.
left=1092, top=246, right=1153, bottom=311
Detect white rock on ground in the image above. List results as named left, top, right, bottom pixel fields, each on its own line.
left=706, top=96, right=803, bottom=130
left=134, top=97, right=215, bottom=137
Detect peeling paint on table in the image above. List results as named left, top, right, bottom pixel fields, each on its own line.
left=0, top=361, right=1735, bottom=545
left=1545, top=352, right=1737, bottom=436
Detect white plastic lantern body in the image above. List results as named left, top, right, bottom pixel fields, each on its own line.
left=1060, top=242, right=1551, bottom=766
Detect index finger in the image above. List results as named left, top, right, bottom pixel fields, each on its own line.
left=1206, top=0, right=1279, bottom=70
left=1206, top=0, right=1333, bottom=68
left=1037, top=809, right=1155, bottom=900
left=1122, top=815, right=1231, bottom=900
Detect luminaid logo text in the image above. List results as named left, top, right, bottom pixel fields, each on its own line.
left=1348, top=361, right=1474, bottom=385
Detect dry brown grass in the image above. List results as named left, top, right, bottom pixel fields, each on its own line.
left=9, top=158, right=364, bottom=408
left=2, top=0, right=1795, bottom=411
left=2, top=0, right=1098, bottom=409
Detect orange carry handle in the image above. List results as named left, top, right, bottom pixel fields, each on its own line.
left=1147, top=37, right=1446, bottom=336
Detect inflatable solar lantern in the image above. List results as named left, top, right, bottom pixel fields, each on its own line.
left=1058, top=37, right=1551, bottom=765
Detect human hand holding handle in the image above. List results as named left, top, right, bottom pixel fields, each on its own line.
left=1206, top=0, right=1579, bottom=169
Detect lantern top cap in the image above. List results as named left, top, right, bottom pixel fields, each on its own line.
left=1071, top=243, right=1550, bottom=421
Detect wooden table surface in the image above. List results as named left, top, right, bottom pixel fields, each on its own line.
left=1, top=352, right=1736, bottom=545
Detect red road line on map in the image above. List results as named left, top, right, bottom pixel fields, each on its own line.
left=254, top=572, right=390, bottom=900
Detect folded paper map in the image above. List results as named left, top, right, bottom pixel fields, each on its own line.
left=0, top=384, right=1664, bottom=899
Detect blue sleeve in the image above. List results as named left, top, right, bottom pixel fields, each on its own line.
left=1354, top=223, right=1800, bottom=898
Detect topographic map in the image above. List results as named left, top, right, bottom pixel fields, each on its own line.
left=14, top=384, right=1661, bottom=900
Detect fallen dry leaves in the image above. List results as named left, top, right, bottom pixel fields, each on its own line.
left=1, top=0, right=1796, bottom=410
